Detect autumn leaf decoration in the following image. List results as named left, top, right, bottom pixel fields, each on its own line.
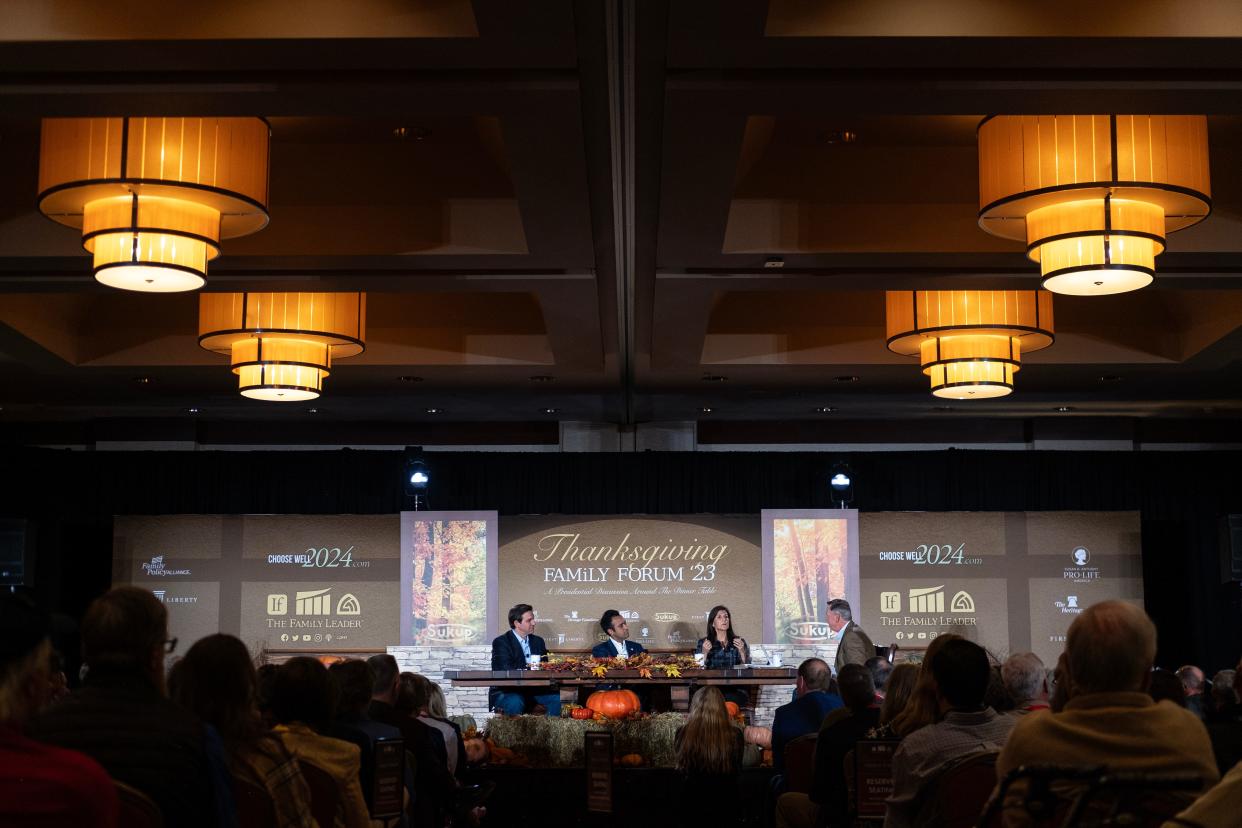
left=637, top=666, right=653, bottom=679
left=590, top=663, right=609, bottom=678
left=661, top=664, right=682, bottom=678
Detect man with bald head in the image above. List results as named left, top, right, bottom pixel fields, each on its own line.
left=995, top=601, right=1218, bottom=811
left=770, top=657, right=842, bottom=773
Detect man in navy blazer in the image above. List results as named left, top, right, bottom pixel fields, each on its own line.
left=489, top=603, right=560, bottom=716
left=590, top=609, right=647, bottom=660
left=771, top=657, right=842, bottom=773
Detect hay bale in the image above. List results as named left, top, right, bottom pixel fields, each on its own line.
left=485, top=713, right=687, bottom=768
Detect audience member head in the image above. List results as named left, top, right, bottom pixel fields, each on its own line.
left=865, top=657, right=892, bottom=695
left=80, top=587, right=169, bottom=687
left=930, top=638, right=990, bottom=711
left=1002, top=652, right=1047, bottom=705
left=890, top=633, right=961, bottom=737
left=0, top=591, right=52, bottom=722
left=984, top=664, right=1014, bottom=713
left=1176, top=665, right=1205, bottom=697
left=1065, top=600, right=1156, bottom=695
left=271, top=656, right=335, bottom=730
left=367, top=653, right=400, bottom=703
left=398, top=671, right=432, bottom=716
left=427, top=682, right=448, bottom=718
left=1148, top=668, right=1187, bottom=707
left=169, top=633, right=266, bottom=757
left=826, top=598, right=852, bottom=632
left=676, top=686, right=736, bottom=775
left=838, top=663, right=877, bottom=711
left=328, top=659, right=375, bottom=719
left=1210, top=669, right=1239, bottom=711
left=796, top=658, right=831, bottom=696
left=879, top=662, right=919, bottom=726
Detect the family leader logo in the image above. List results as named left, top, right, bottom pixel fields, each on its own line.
left=265, top=589, right=361, bottom=616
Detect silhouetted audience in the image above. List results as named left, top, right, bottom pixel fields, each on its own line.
left=869, top=661, right=919, bottom=739
left=271, top=656, right=370, bottom=828
left=0, top=591, right=118, bottom=827
left=770, top=658, right=842, bottom=775
left=675, top=686, right=745, bottom=827
left=1178, top=664, right=1208, bottom=720
left=1149, top=667, right=1189, bottom=707
left=1001, top=652, right=1049, bottom=716
left=170, top=634, right=315, bottom=827
left=26, top=586, right=223, bottom=828
left=1205, top=661, right=1242, bottom=777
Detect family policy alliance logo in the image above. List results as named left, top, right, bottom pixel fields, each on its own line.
left=1064, top=546, right=1101, bottom=582
left=141, top=555, right=191, bottom=577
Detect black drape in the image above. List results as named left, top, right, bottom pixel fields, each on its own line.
left=4, top=446, right=1239, bottom=670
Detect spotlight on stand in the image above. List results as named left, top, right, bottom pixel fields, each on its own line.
left=829, top=463, right=853, bottom=508
left=403, top=446, right=431, bottom=511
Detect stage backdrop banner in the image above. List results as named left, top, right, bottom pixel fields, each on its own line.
left=114, top=514, right=401, bottom=656
left=399, top=511, right=497, bottom=647
left=498, top=516, right=761, bottom=652
left=858, top=511, right=1142, bottom=665
left=762, top=510, right=860, bottom=646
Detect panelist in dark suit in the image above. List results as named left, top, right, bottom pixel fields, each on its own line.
left=489, top=603, right=560, bottom=716
left=590, top=609, right=647, bottom=660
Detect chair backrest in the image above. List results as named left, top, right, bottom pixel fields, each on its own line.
left=297, top=759, right=341, bottom=828
left=370, top=737, right=406, bottom=819
left=233, top=773, right=277, bottom=828
left=978, top=764, right=1103, bottom=828
left=917, top=750, right=999, bottom=828
left=782, top=733, right=818, bottom=794
left=114, top=780, right=163, bottom=828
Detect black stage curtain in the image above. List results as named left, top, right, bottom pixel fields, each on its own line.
left=4, top=447, right=1240, bottom=670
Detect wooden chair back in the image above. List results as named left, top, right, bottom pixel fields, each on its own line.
left=233, top=773, right=276, bottom=828
left=114, top=780, right=163, bottom=828
left=297, top=759, right=340, bottom=828
left=782, top=733, right=818, bottom=794
left=918, top=750, right=999, bottom=828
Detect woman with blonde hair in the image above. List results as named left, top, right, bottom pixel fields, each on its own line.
left=888, top=633, right=961, bottom=738
left=866, top=662, right=919, bottom=739
left=675, top=686, right=745, bottom=825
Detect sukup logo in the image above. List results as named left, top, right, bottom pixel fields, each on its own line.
left=653, top=612, right=680, bottom=623
left=785, top=620, right=831, bottom=642
left=424, top=624, right=477, bottom=642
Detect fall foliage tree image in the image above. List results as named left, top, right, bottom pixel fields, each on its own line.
left=773, top=518, right=848, bottom=644
left=410, top=519, right=488, bottom=644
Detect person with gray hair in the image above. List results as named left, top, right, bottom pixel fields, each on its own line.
left=1176, top=664, right=1207, bottom=720
left=1001, top=651, right=1049, bottom=716
left=1208, top=669, right=1239, bottom=721
left=994, top=601, right=1218, bottom=812
left=826, top=598, right=875, bottom=673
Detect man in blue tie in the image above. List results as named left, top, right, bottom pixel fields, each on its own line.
left=489, top=603, right=560, bottom=716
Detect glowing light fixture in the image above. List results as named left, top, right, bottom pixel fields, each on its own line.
left=38, top=117, right=269, bottom=292
left=199, top=292, right=366, bottom=401
left=978, top=115, right=1210, bottom=296
left=886, top=290, right=1054, bottom=399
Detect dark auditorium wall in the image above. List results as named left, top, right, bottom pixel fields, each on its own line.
left=4, top=446, right=1240, bottom=672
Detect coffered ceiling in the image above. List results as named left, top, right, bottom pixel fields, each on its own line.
left=2, top=0, right=1242, bottom=447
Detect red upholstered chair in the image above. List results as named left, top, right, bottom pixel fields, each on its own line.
left=233, top=774, right=277, bottom=828
left=297, top=759, right=341, bottom=828
left=114, top=780, right=163, bottom=828
left=782, top=733, right=818, bottom=794
left=917, top=750, right=999, bottom=828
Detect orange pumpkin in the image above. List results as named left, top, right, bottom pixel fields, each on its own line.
left=618, top=753, right=644, bottom=767
left=570, top=707, right=594, bottom=720
left=725, top=701, right=741, bottom=717
left=586, top=688, right=641, bottom=718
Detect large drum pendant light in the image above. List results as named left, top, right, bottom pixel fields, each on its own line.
left=199, top=292, right=366, bottom=401
left=38, top=117, right=270, bottom=292
left=887, top=290, right=1054, bottom=399
left=978, top=115, right=1210, bottom=295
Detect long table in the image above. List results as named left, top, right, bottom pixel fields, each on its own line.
left=443, top=667, right=797, bottom=712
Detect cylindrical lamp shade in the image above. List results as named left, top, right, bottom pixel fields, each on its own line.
left=199, top=292, right=366, bottom=402
left=887, top=290, right=1053, bottom=400
left=978, top=115, right=1210, bottom=295
left=38, top=117, right=269, bottom=292
left=919, top=335, right=1019, bottom=399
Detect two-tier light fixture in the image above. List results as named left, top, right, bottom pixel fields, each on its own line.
left=37, top=117, right=270, bottom=292
left=199, top=292, right=366, bottom=401
left=886, top=290, right=1054, bottom=399
left=978, top=115, right=1210, bottom=295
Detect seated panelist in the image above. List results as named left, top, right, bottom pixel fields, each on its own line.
left=489, top=603, right=560, bottom=717
left=591, top=609, right=647, bottom=659
left=697, top=604, right=749, bottom=668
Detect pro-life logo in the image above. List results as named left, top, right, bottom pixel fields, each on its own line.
left=1064, top=546, right=1101, bottom=582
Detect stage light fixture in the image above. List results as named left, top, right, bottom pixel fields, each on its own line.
left=404, top=446, right=431, bottom=510
left=829, top=463, right=854, bottom=508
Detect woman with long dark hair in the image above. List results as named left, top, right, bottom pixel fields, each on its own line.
left=168, top=634, right=314, bottom=828
left=696, top=605, right=750, bottom=669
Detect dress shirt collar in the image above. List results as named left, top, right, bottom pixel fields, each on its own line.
left=941, top=707, right=1000, bottom=725
left=611, top=637, right=628, bottom=656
